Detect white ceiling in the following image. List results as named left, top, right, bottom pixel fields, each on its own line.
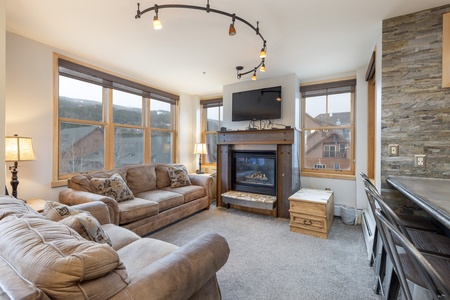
left=6, top=0, right=450, bottom=97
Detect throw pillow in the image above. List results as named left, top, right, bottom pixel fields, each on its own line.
left=90, top=173, right=134, bottom=202
left=167, top=165, right=192, bottom=188
left=60, top=212, right=112, bottom=246
left=43, top=201, right=82, bottom=221
left=42, top=201, right=112, bottom=246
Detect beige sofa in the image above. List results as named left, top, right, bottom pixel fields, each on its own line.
left=59, top=163, right=213, bottom=236
left=0, top=196, right=230, bottom=300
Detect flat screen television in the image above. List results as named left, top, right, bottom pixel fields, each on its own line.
left=232, top=86, right=282, bottom=121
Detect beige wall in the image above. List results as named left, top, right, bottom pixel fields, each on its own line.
left=5, top=32, right=197, bottom=200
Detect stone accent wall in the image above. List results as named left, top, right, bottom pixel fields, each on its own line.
left=382, top=5, right=450, bottom=211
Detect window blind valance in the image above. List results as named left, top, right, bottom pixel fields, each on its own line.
left=300, top=79, right=356, bottom=98
left=200, top=98, right=223, bottom=108
left=58, top=58, right=179, bottom=104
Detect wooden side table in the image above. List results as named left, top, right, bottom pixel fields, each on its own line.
left=27, top=198, right=47, bottom=213
left=288, top=188, right=334, bottom=239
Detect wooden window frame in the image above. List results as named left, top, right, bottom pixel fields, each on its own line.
left=52, top=53, right=178, bottom=187
left=300, top=78, right=356, bottom=180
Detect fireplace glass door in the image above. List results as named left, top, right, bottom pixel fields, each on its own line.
left=232, top=150, right=276, bottom=196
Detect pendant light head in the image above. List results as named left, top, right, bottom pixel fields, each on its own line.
left=229, top=13, right=236, bottom=36
left=260, top=59, right=266, bottom=72
left=260, top=40, right=267, bottom=58
left=251, top=70, right=257, bottom=80
left=153, top=5, right=162, bottom=30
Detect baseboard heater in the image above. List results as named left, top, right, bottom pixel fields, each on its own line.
left=361, top=210, right=375, bottom=261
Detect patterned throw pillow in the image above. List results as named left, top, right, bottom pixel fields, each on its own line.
left=90, top=173, right=134, bottom=202
left=167, top=165, right=192, bottom=188
left=60, top=212, right=112, bottom=246
left=43, top=201, right=112, bottom=246
left=43, top=200, right=82, bottom=221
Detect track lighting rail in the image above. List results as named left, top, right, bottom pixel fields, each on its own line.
left=135, top=1, right=267, bottom=80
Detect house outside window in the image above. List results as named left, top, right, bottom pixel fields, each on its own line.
left=300, top=79, right=356, bottom=177
left=201, top=98, right=223, bottom=165
left=54, top=55, right=178, bottom=184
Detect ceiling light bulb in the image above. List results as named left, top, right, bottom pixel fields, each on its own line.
left=260, top=48, right=266, bottom=58
left=153, top=16, right=162, bottom=30
left=277, top=95, right=282, bottom=101
left=260, top=63, right=266, bottom=72
left=229, top=24, right=236, bottom=36
left=251, top=71, right=257, bottom=80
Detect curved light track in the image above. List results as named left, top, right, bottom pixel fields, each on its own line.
left=135, top=1, right=267, bottom=80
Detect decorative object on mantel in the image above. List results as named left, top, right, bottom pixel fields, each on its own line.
left=135, top=0, right=267, bottom=80
left=5, top=134, right=36, bottom=199
left=193, top=143, right=207, bottom=174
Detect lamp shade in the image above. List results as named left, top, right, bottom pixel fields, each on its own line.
left=5, top=135, right=36, bottom=162
left=193, top=143, right=207, bottom=155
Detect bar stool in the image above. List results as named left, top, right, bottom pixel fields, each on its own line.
left=363, top=185, right=450, bottom=298
left=375, top=208, right=450, bottom=300
left=366, top=187, right=450, bottom=258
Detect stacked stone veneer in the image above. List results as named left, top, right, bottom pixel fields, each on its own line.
left=382, top=5, right=450, bottom=212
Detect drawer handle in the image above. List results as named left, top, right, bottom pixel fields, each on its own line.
left=303, top=219, right=313, bottom=225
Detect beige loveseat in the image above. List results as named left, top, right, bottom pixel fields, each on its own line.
left=0, top=196, right=229, bottom=300
left=59, top=163, right=213, bottom=236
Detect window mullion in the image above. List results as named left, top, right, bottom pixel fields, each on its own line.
left=144, top=97, right=151, bottom=163
left=104, top=88, right=114, bottom=170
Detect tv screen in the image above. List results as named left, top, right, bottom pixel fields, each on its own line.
left=232, top=86, right=282, bottom=121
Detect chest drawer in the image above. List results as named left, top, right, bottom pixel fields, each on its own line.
left=290, top=212, right=326, bottom=232
left=290, top=200, right=325, bottom=216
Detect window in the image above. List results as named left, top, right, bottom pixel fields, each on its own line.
left=54, top=55, right=178, bottom=184
left=300, top=79, right=356, bottom=177
left=201, top=98, right=223, bottom=165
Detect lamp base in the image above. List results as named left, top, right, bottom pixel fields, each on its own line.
left=196, top=170, right=204, bottom=174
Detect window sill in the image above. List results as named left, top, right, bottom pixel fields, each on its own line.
left=301, top=171, right=355, bottom=181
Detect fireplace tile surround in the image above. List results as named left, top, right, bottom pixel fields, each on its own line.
left=217, top=129, right=300, bottom=218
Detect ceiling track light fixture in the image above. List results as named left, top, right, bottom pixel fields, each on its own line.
left=135, top=1, right=267, bottom=80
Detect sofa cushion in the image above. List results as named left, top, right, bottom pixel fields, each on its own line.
left=125, top=164, right=157, bottom=194
left=117, top=198, right=159, bottom=225
left=163, top=185, right=207, bottom=203
left=0, top=215, right=128, bottom=300
left=135, top=190, right=184, bottom=212
left=155, top=164, right=172, bottom=188
left=68, top=174, right=95, bottom=193
left=91, top=173, right=134, bottom=202
left=167, top=165, right=192, bottom=188
left=102, top=223, right=141, bottom=251
left=117, top=238, right=178, bottom=274
left=0, top=196, right=44, bottom=220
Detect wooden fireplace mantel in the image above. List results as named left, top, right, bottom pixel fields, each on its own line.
left=216, top=128, right=300, bottom=218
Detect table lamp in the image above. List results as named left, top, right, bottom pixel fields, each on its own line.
left=193, top=143, right=207, bottom=174
left=5, top=134, right=36, bottom=199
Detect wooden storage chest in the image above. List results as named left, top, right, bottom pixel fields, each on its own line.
left=289, top=188, right=334, bottom=239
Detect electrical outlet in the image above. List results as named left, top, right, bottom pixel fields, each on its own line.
left=414, top=155, right=426, bottom=168
left=389, top=144, right=399, bottom=156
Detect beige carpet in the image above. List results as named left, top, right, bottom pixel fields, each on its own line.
left=149, top=203, right=381, bottom=300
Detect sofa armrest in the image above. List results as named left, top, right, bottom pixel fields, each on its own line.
left=59, top=189, right=120, bottom=225
left=71, top=201, right=112, bottom=225
left=112, top=233, right=229, bottom=300
left=189, top=174, right=213, bottom=203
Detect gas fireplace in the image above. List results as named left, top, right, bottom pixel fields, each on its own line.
left=232, top=150, right=276, bottom=196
